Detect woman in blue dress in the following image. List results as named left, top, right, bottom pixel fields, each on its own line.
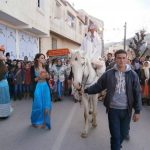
left=31, top=53, right=52, bottom=129
left=0, top=45, right=13, bottom=118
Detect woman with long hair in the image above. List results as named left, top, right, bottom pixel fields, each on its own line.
left=0, top=45, right=13, bottom=118
left=31, top=53, right=52, bottom=129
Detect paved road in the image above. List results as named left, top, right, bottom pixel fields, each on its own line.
left=0, top=97, right=150, bottom=150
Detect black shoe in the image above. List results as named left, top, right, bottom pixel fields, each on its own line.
left=13, top=95, right=17, bottom=101
left=125, top=134, right=130, bottom=141
left=58, top=98, right=62, bottom=101
left=53, top=99, right=57, bottom=102
left=74, top=99, right=77, bottom=103
left=147, top=99, right=150, bottom=106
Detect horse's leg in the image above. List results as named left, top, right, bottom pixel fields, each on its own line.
left=89, top=98, right=93, bottom=114
left=81, top=95, right=89, bottom=138
left=92, top=94, right=98, bottom=128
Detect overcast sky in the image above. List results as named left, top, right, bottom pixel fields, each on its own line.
left=68, top=0, right=150, bottom=43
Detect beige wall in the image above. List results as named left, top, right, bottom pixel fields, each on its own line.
left=40, top=33, right=80, bottom=56
left=56, top=38, right=80, bottom=50
left=51, top=33, right=80, bottom=50
left=60, top=40, right=80, bottom=50
left=0, top=0, right=50, bottom=35
left=49, top=0, right=84, bottom=43
left=40, top=37, right=52, bottom=54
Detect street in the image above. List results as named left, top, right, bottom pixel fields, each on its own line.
left=0, top=97, right=150, bottom=150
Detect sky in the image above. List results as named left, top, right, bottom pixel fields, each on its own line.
left=67, top=0, right=150, bottom=43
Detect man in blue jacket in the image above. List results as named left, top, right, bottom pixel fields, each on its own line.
left=84, top=49, right=142, bottom=150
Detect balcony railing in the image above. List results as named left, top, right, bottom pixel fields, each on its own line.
left=50, top=18, right=83, bottom=44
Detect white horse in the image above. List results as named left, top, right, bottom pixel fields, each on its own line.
left=70, top=50, right=105, bottom=138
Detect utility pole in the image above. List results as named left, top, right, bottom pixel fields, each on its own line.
left=124, top=22, right=127, bottom=51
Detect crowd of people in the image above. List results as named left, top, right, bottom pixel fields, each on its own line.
left=0, top=23, right=150, bottom=150
left=4, top=53, right=72, bottom=102
left=0, top=45, right=72, bottom=129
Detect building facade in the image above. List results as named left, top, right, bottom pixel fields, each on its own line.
left=40, top=0, right=85, bottom=54
left=0, top=0, right=104, bottom=59
left=0, top=0, right=50, bottom=60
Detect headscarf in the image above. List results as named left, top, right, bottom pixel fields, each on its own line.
left=143, top=61, right=150, bottom=79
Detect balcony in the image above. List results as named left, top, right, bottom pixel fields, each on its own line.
left=0, top=10, right=28, bottom=26
left=50, top=18, right=82, bottom=44
left=0, top=10, right=49, bottom=36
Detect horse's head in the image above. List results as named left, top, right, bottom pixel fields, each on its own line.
left=69, top=50, right=87, bottom=90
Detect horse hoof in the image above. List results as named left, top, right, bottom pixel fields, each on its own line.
left=81, top=132, right=88, bottom=138
left=89, top=111, right=92, bottom=115
left=92, top=124, right=97, bottom=128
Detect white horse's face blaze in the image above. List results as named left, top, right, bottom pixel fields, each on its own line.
left=70, top=51, right=85, bottom=89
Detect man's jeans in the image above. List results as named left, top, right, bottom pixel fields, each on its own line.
left=108, top=108, right=131, bottom=150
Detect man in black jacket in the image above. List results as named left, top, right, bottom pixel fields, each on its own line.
left=84, top=49, right=142, bottom=150
left=105, top=52, right=115, bottom=70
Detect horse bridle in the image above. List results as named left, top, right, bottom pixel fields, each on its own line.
left=76, top=58, right=97, bottom=95
left=75, top=59, right=88, bottom=95
left=76, top=63, right=87, bottom=94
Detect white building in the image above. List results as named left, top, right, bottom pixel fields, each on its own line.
left=41, top=0, right=85, bottom=54
left=0, top=0, right=50, bottom=60
left=107, top=42, right=123, bottom=53
left=0, top=0, right=104, bottom=59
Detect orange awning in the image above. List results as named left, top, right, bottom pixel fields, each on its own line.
left=47, top=48, right=70, bottom=56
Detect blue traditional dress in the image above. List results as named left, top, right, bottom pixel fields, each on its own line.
left=31, top=70, right=52, bottom=129
left=0, top=75, right=13, bottom=118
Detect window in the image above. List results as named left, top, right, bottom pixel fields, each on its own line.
left=79, top=22, right=82, bottom=34
left=55, top=1, right=62, bottom=19
left=38, top=0, right=40, bottom=7
left=85, top=16, right=88, bottom=25
left=66, top=11, right=75, bottom=28
left=89, top=20, right=94, bottom=26
left=37, top=0, right=45, bottom=11
left=52, top=38, right=57, bottom=49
